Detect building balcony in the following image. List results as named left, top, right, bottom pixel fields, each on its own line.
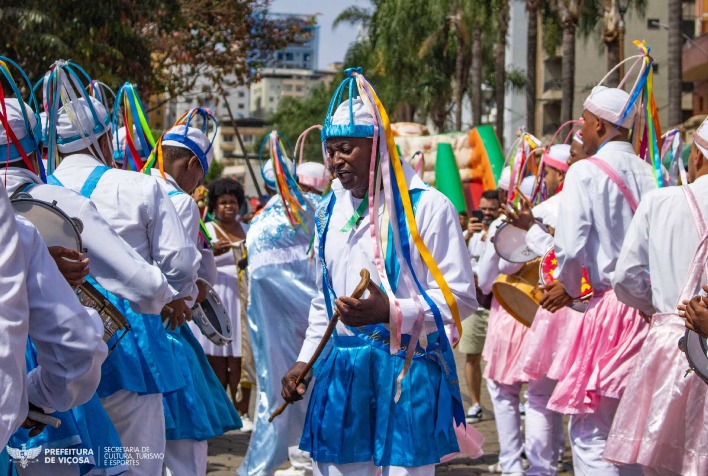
left=683, top=33, right=708, bottom=82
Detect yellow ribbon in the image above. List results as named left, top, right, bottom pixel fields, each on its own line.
left=362, top=80, right=463, bottom=341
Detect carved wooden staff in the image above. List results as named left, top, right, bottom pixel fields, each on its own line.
left=269, top=269, right=371, bottom=422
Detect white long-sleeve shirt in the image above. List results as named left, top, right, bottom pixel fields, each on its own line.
left=149, top=169, right=217, bottom=286
left=0, top=183, right=30, bottom=448
left=613, top=175, right=708, bottom=316
left=297, top=163, right=478, bottom=363
left=525, top=193, right=560, bottom=257
left=554, top=141, right=657, bottom=297
left=52, top=154, right=199, bottom=300
left=5, top=167, right=175, bottom=314
left=17, top=215, right=107, bottom=413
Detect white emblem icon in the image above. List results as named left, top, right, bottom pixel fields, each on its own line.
left=6, top=444, right=42, bottom=468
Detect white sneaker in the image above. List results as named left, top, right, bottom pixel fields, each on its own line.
left=274, top=467, right=311, bottom=476
left=487, top=462, right=502, bottom=473
left=239, top=414, right=254, bottom=433
left=466, top=403, right=483, bottom=423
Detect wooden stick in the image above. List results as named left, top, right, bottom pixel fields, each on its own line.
left=28, top=410, right=62, bottom=428
left=269, top=269, right=371, bottom=422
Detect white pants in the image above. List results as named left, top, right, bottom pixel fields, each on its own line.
left=525, top=376, right=564, bottom=475
left=314, top=462, right=434, bottom=476
left=289, top=446, right=313, bottom=471
left=569, top=396, right=642, bottom=476
left=101, top=390, right=166, bottom=476
left=164, top=439, right=207, bottom=476
left=486, top=379, right=524, bottom=474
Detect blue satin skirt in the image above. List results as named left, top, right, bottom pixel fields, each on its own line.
left=300, top=335, right=459, bottom=467
left=9, top=342, right=126, bottom=475
left=163, top=324, right=241, bottom=441
left=87, top=277, right=185, bottom=398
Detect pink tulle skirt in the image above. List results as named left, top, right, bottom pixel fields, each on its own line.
left=482, top=298, right=529, bottom=385
left=547, top=289, right=649, bottom=414
left=604, top=313, right=708, bottom=474
left=520, top=306, right=583, bottom=381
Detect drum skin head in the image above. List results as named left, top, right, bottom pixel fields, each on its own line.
left=192, top=280, right=233, bottom=346
left=494, top=223, right=539, bottom=263
left=12, top=199, right=82, bottom=251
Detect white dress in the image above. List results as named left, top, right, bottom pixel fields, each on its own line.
left=194, top=220, right=249, bottom=357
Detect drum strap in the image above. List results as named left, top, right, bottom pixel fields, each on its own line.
left=79, top=166, right=112, bottom=198
left=586, top=157, right=639, bottom=213
left=9, top=182, right=36, bottom=200
left=677, top=186, right=708, bottom=305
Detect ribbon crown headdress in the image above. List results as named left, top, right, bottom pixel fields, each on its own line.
left=0, top=56, right=45, bottom=180
left=42, top=60, right=112, bottom=173
left=587, top=40, right=663, bottom=187
left=259, top=130, right=313, bottom=229
left=112, top=82, right=155, bottom=171
left=142, top=107, right=218, bottom=178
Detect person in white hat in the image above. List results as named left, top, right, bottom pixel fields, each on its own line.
left=602, top=117, right=708, bottom=474
left=539, top=85, right=656, bottom=475
left=474, top=174, right=535, bottom=476
left=0, top=81, right=182, bottom=474
left=47, top=69, right=199, bottom=475
left=240, top=154, right=331, bottom=476
left=280, top=69, right=481, bottom=475
left=142, top=109, right=242, bottom=476
left=503, top=144, right=581, bottom=474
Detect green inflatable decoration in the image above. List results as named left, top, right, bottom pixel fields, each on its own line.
left=476, top=125, right=505, bottom=182
left=435, top=142, right=467, bottom=213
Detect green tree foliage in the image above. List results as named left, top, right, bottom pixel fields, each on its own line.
left=0, top=0, right=308, bottom=98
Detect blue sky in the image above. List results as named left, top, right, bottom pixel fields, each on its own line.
left=269, top=0, right=368, bottom=69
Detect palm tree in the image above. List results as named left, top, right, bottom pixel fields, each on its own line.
left=419, top=1, right=473, bottom=130
left=469, top=0, right=491, bottom=127
left=668, top=0, right=683, bottom=126
left=556, top=0, right=582, bottom=122
left=495, top=0, right=510, bottom=145
left=526, top=0, right=541, bottom=134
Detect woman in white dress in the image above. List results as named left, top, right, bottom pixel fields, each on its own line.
left=200, top=178, right=252, bottom=423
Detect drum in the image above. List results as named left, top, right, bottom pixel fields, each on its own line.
left=492, top=258, right=543, bottom=327
left=539, top=247, right=593, bottom=312
left=11, top=195, right=130, bottom=345
left=192, top=278, right=233, bottom=346
left=493, top=222, right=539, bottom=263
left=679, top=329, right=708, bottom=384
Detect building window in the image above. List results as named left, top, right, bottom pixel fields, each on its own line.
left=238, top=91, right=245, bottom=98
left=269, top=96, right=274, bottom=102
left=237, top=103, right=245, bottom=110
left=223, top=135, right=234, bottom=142
left=295, top=85, right=303, bottom=92
left=285, top=52, right=294, bottom=61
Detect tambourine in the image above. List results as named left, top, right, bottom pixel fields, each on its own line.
left=539, top=247, right=593, bottom=312
left=679, top=329, right=708, bottom=384
left=11, top=195, right=130, bottom=348
left=191, top=278, right=233, bottom=346
left=493, top=222, right=539, bottom=263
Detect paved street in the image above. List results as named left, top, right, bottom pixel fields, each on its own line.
left=206, top=351, right=574, bottom=475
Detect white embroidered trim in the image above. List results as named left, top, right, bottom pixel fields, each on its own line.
left=248, top=243, right=312, bottom=272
